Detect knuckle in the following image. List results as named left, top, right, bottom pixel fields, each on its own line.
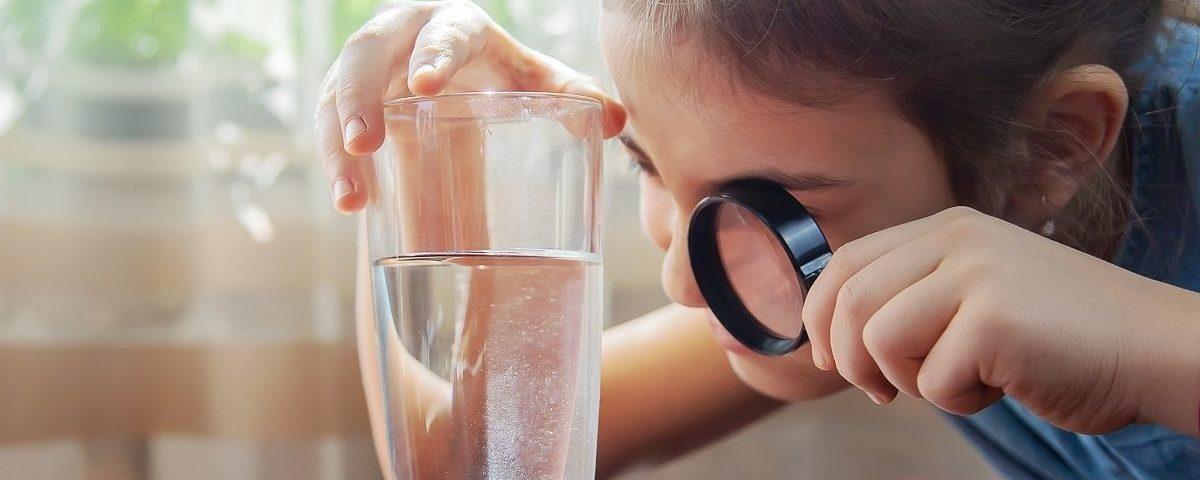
left=831, top=238, right=864, bottom=265
left=834, top=276, right=867, bottom=318
left=414, top=38, right=454, bottom=60
left=972, top=305, right=1013, bottom=340
left=944, top=240, right=998, bottom=283
left=943, top=211, right=987, bottom=242
left=320, top=146, right=346, bottom=171
left=334, top=81, right=368, bottom=104
left=317, top=88, right=338, bottom=109
left=861, top=322, right=894, bottom=358
left=344, top=25, right=389, bottom=49
left=825, top=245, right=858, bottom=278
left=440, top=21, right=474, bottom=46
left=957, top=253, right=995, bottom=281
left=436, top=13, right=472, bottom=32
left=942, top=205, right=980, bottom=220
left=422, top=22, right=474, bottom=53
left=916, top=369, right=952, bottom=405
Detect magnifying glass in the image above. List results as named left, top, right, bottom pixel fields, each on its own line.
left=688, top=180, right=832, bottom=356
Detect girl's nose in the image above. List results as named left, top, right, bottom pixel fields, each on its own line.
left=660, top=232, right=707, bottom=308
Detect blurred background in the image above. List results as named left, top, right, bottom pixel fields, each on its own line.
left=0, top=1, right=995, bottom=479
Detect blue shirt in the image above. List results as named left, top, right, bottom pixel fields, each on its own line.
left=945, top=20, right=1200, bottom=479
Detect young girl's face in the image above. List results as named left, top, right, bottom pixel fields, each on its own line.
left=601, top=11, right=959, bottom=398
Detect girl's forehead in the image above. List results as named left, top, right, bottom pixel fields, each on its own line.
left=611, top=49, right=898, bottom=159
left=601, top=7, right=920, bottom=181
left=602, top=9, right=897, bottom=126
left=604, top=33, right=754, bottom=126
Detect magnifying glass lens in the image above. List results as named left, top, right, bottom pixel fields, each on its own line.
left=689, top=180, right=829, bottom=356
left=715, top=203, right=807, bottom=339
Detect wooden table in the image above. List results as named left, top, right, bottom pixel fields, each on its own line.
left=0, top=342, right=375, bottom=479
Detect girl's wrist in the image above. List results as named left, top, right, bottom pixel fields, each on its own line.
left=1133, top=285, right=1200, bottom=437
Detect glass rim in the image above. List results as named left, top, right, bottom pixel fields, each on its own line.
left=383, top=91, right=602, bottom=110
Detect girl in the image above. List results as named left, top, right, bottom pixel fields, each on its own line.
left=318, top=1, right=1200, bottom=478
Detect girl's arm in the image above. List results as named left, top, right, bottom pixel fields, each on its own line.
left=1127, top=288, right=1200, bottom=437
left=596, top=304, right=782, bottom=478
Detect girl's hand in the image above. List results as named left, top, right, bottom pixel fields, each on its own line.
left=315, top=0, right=626, bottom=213
left=803, top=206, right=1200, bottom=436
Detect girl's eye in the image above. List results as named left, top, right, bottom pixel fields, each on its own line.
left=626, top=154, right=645, bottom=174
left=622, top=149, right=657, bottom=177
left=617, top=134, right=657, bottom=177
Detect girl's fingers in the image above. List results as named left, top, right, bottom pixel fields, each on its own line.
left=534, top=54, right=627, bottom=138
left=862, top=271, right=961, bottom=399
left=317, top=0, right=628, bottom=215
left=802, top=217, right=936, bottom=371
left=316, top=92, right=369, bottom=212
left=557, top=74, right=628, bottom=139
left=826, top=231, right=946, bottom=403
left=335, top=4, right=433, bottom=156
left=406, top=2, right=492, bottom=96
left=405, top=10, right=627, bottom=138
left=498, top=49, right=627, bottom=139
left=802, top=206, right=979, bottom=371
left=917, top=310, right=1005, bottom=416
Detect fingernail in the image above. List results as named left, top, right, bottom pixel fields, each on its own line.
left=812, top=350, right=830, bottom=371
left=413, top=63, right=437, bottom=79
left=866, top=391, right=887, bottom=405
left=331, top=177, right=354, bottom=202
left=343, top=117, right=367, bottom=147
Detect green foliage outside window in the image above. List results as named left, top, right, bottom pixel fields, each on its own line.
left=69, top=0, right=190, bottom=65
left=0, top=0, right=514, bottom=66
left=333, top=0, right=514, bottom=52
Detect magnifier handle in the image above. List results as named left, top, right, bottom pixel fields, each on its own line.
left=800, top=252, right=831, bottom=288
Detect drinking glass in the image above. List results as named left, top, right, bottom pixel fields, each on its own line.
left=365, top=92, right=604, bottom=480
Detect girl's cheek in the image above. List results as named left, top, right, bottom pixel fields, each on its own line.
left=638, top=175, right=674, bottom=251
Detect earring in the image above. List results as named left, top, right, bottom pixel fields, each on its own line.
left=1040, top=219, right=1057, bottom=236
left=1039, top=194, right=1057, bottom=236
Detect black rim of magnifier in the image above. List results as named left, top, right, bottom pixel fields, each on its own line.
left=688, top=180, right=832, bottom=356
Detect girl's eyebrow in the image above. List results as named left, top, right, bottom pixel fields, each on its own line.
left=755, top=168, right=858, bottom=192
left=618, top=133, right=658, bottom=176
left=619, top=133, right=854, bottom=191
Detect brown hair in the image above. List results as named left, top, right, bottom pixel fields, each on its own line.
left=610, top=0, right=1172, bottom=256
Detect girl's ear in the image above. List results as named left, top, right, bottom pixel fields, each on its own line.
left=1006, top=64, right=1128, bottom=230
